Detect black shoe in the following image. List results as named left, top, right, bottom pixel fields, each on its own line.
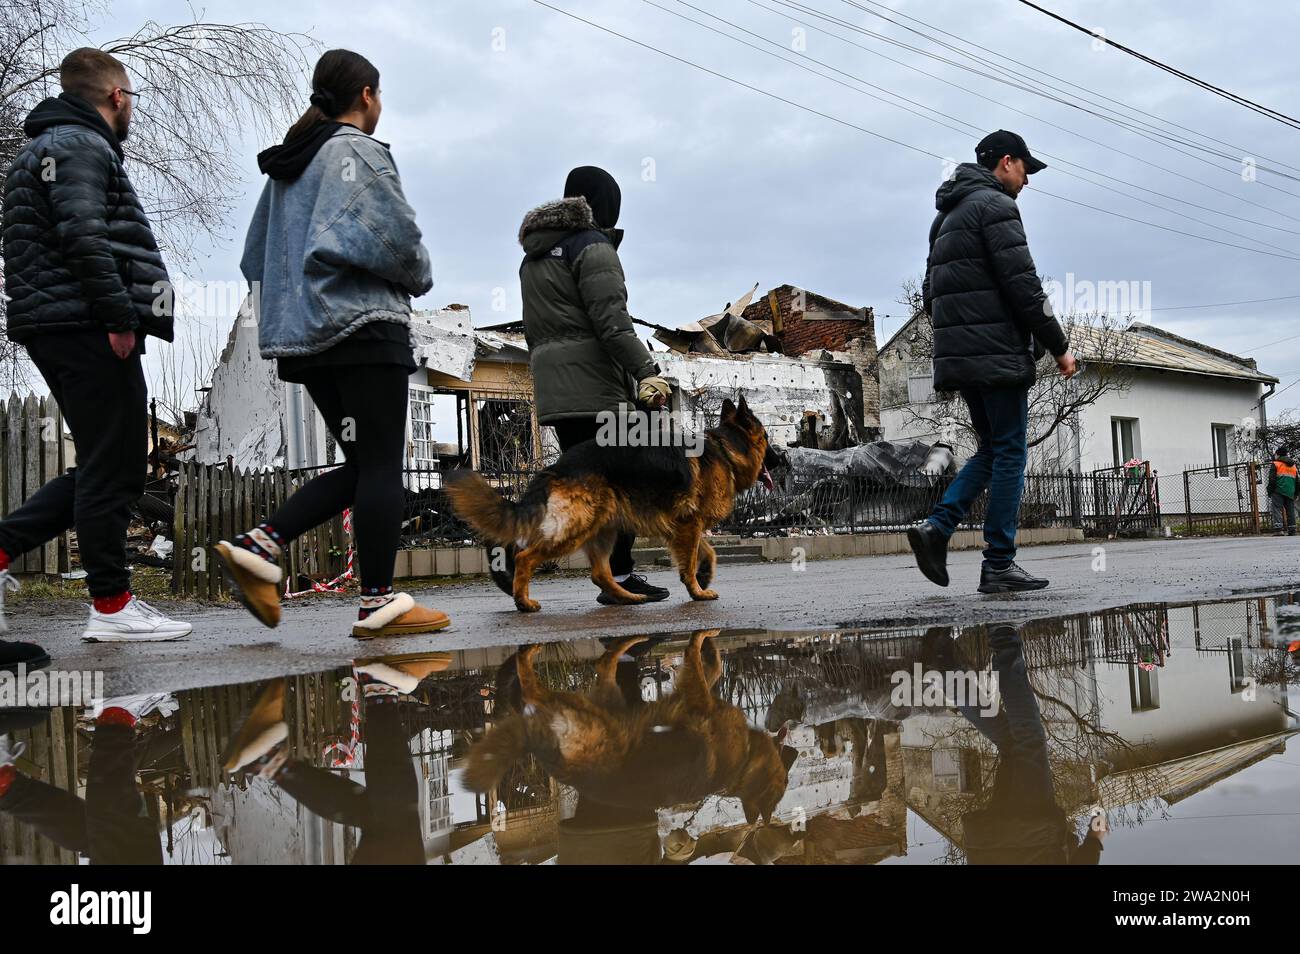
left=0, top=640, right=50, bottom=674
left=486, top=543, right=516, bottom=596
left=907, top=522, right=949, bottom=587
left=597, top=573, right=669, bottom=605
left=978, top=561, right=1049, bottom=593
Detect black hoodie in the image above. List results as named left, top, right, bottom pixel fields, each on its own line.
left=564, top=165, right=621, bottom=229
left=257, top=121, right=347, bottom=181
left=22, top=92, right=123, bottom=158
left=922, top=162, right=1068, bottom=391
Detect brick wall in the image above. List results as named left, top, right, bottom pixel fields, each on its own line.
left=740, top=284, right=876, bottom=356
left=740, top=284, right=880, bottom=430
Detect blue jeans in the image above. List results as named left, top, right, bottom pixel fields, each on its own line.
left=957, top=627, right=1057, bottom=822
left=927, top=386, right=1029, bottom=567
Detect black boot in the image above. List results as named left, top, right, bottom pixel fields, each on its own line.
left=598, top=573, right=669, bottom=605
left=0, top=640, right=49, bottom=674
left=907, top=522, right=950, bottom=587
left=978, top=561, right=1049, bottom=593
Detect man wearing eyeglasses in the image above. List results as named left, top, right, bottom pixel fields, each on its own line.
left=0, top=47, right=190, bottom=643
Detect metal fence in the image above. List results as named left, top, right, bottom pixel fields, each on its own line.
left=171, top=452, right=1287, bottom=595
left=715, top=466, right=1159, bottom=537
left=1174, top=461, right=1269, bottom=534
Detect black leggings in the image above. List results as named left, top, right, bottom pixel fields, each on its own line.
left=552, top=418, right=637, bottom=577
left=268, top=365, right=408, bottom=590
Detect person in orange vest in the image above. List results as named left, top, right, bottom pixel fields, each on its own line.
left=1266, top=446, right=1297, bottom=536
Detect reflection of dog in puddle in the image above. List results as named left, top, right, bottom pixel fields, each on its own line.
left=463, top=630, right=796, bottom=825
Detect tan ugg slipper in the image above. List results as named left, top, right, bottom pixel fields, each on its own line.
left=214, top=540, right=282, bottom=628
left=350, top=593, right=451, bottom=639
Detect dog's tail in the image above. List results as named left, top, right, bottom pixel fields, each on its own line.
left=443, top=470, right=545, bottom=544
left=461, top=715, right=529, bottom=792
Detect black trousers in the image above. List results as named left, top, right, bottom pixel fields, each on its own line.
left=552, top=418, right=636, bottom=577
left=274, top=701, right=424, bottom=864
left=0, top=723, right=162, bottom=864
left=0, top=332, right=146, bottom=597
left=267, top=365, right=408, bottom=590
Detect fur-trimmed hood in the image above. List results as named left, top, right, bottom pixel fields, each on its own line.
left=517, top=196, right=597, bottom=245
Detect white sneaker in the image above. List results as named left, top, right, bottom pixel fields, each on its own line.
left=88, top=692, right=178, bottom=722
left=0, top=571, right=20, bottom=635
left=80, top=598, right=191, bottom=642
left=0, top=732, right=25, bottom=767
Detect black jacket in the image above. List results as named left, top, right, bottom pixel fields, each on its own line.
left=922, top=163, right=1066, bottom=391
left=2, top=93, right=172, bottom=342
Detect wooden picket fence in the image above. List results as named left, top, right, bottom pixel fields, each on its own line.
left=172, top=460, right=348, bottom=599
left=0, top=392, right=67, bottom=576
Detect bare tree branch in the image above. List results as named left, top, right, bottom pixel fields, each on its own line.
left=0, top=0, right=318, bottom=394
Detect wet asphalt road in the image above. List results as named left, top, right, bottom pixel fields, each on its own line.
left=11, top=534, right=1300, bottom=695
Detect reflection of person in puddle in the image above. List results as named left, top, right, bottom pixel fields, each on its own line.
left=223, top=654, right=449, bottom=864
left=468, top=632, right=796, bottom=864
left=949, top=625, right=1106, bottom=864
left=0, top=694, right=179, bottom=864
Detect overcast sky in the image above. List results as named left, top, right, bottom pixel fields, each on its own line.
left=100, top=0, right=1300, bottom=415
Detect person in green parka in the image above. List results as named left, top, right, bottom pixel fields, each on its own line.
left=514, top=166, right=673, bottom=605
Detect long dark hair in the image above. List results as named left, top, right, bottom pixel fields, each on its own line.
left=283, top=49, right=380, bottom=143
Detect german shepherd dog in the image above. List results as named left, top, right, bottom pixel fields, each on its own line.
left=462, top=631, right=796, bottom=824
left=444, top=395, right=782, bottom=612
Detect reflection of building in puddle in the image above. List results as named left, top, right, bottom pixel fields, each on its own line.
left=3, top=593, right=1295, bottom=865
left=900, top=599, right=1296, bottom=857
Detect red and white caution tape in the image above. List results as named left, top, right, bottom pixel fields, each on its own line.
left=323, top=665, right=363, bottom=767
left=284, top=508, right=355, bottom=599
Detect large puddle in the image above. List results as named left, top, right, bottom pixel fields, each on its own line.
left=2, top=592, right=1296, bottom=864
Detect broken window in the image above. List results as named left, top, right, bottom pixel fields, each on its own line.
left=475, top=398, right=536, bottom=474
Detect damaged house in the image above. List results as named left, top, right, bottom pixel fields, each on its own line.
left=194, top=305, right=536, bottom=474
left=195, top=284, right=887, bottom=475
left=639, top=282, right=881, bottom=448
left=193, top=283, right=955, bottom=534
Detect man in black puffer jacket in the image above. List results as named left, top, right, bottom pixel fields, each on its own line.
left=0, top=48, right=189, bottom=642
left=907, top=131, right=1076, bottom=595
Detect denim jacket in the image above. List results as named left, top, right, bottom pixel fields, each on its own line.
left=240, top=128, right=433, bottom=357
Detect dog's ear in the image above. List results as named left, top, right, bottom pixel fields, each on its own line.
left=720, top=397, right=737, bottom=421
left=736, top=395, right=757, bottom=425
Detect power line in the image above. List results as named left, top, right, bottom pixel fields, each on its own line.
left=751, top=0, right=1300, bottom=232
left=841, top=0, right=1300, bottom=178
left=533, top=1, right=1300, bottom=263
left=658, top=0, right=1300, bottom=252
left=839, top=0, right=1300, bottom=175
left=877, top=293, right=1300, bottom=320
left=1151, top=294, right=1300, bottom=312
left=832, top=0, right=1300, bottom=198
left=1016, top=0, right=1300, bottom=130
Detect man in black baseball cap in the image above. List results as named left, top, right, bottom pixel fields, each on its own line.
left=975, top=130, right=1047, bottom=195
left=906, top=129, right=1075, bottom=595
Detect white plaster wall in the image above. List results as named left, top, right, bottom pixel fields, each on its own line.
left=1076, top=368, right=1265, bottom=475
left=656, top=352, right=851, bottom=447
left=192, top=317, right=287, bottom=468
left=883, top=366, right=1266, bottom=479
